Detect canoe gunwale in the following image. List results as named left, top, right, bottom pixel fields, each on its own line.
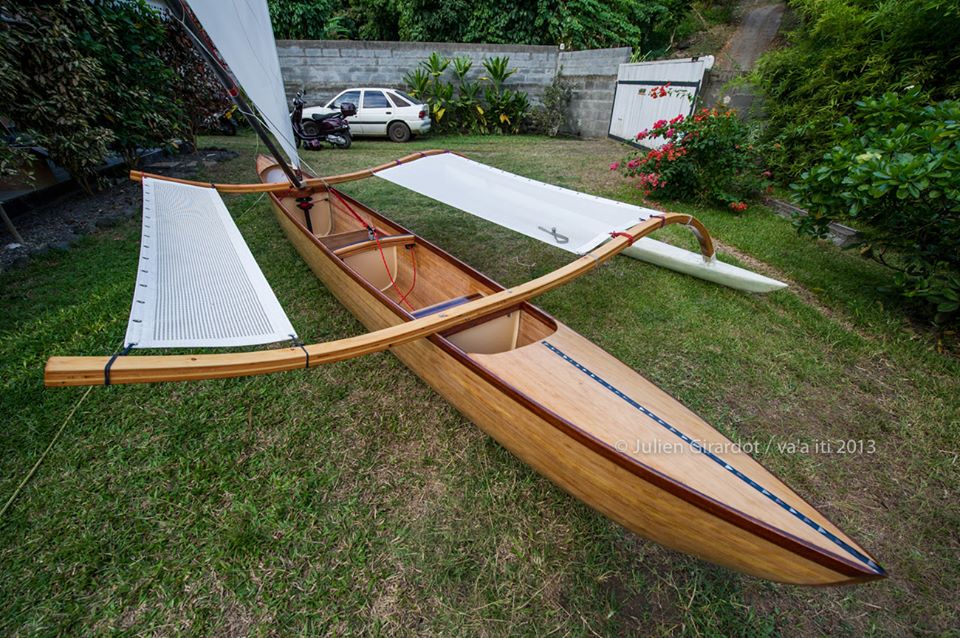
left=267, top=171, right=884, bottom=584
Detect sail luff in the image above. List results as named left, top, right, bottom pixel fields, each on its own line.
left=180, top=0, right=300, bottom=170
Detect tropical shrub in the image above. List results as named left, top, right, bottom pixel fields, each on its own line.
left=754, top=0, right=960, bottom=180
left=613, top=104, right=767, bottom=208
left=792, top=90, right=960, bottom=325
left=526, top=73, right=573, bottom=136
left=159, top=15, right=235, bottom=143
left=404, top=53, right=529, bottom=135
left=0, top=0, right=185, bottom=190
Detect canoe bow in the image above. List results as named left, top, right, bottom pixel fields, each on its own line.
left=44, top=213, right=713, bottom=387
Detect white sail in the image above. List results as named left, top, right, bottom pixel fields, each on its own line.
left=125, top=178, right=298, bottom=348
left=184, top=0, right=299, bottom=169
left=376, top=154, right=787, bottom=293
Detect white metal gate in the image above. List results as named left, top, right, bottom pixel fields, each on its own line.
left=608, top=56, right=714, bottom=148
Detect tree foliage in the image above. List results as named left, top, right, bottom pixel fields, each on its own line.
left=792, top=90, right=960, bottom=325
left=0, top=0, right=230, bottom=190
left=267, top=0, right=691, bottom=52
left=0, top=0, right=184, bottom=189
left=755, top=0, right=960, bottom=179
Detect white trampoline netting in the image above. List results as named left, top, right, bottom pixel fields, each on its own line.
left=123, top=178, right=297, bottom=349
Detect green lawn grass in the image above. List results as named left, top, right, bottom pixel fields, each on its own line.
left=1, top=132, right=957, bottom=636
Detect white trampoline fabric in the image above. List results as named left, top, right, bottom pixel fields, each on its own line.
left=376, top=153, right=654, bottom=254
left=185, top=0, right=300, bottom=169
left=124, top=178, right=297, bottom=348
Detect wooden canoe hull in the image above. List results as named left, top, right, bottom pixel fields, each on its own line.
left=261, top=159, right=883, bottom=586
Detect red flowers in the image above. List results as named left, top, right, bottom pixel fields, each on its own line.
left=728, top=201, right=748, bottom=212
left=635, top=129, right=649, bottom=140
left=652, top=119, right=668, bottom=130
left=649, top=82, right=672, bottom=99
left=609, top=161, right=620, bottom=170
left=669, top=114, right=685, bottom=124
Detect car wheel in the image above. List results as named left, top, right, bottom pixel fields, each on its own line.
left=388, top=121, right=411, bottom=143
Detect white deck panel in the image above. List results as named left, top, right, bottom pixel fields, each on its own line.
left=124, top=178, right=297, bottom=348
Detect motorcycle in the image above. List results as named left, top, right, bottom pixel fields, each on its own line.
left=291, top=91, right=354, bottom=150
left=203, top=104, right=241, bottom=135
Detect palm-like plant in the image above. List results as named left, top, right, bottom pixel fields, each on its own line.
left=421, top=51, right=450, bottom=78
left=481, top=56, right=516, bottom=91
left=403, top=68, right=430, bottom=100
left=452, top=56, right=473, bottom=84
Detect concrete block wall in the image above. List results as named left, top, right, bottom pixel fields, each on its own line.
left=276, top=40, right=628, bottom=138
left=556, top=47, right=631, bottom=138
left=277, top=40, right=558, bottom=107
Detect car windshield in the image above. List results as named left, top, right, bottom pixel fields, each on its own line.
left=330, top=90, right=360, bottom=108
left=392, top=90, right=420, bottom=105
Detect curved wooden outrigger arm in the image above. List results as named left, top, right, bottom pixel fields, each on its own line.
left=45, top=214, right=714, bottom=387
left=129, top=149, right=452, bottom=193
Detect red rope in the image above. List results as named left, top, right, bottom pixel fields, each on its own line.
left=327, top=186, right=417, bottom=311
left=370, top=229, right=414, bottom=311
left=328, top=187, right=369, bottom=228
left=609, top=231, right=636, bottom=246
left=397, top=246, right=417, bottom=307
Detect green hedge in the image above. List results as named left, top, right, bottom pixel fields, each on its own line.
left=792, top=91, right=960, bottom=325
left=754, top=0, right=960, bottom=180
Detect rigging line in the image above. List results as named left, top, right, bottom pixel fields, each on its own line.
left=397, top=245, right=418, bottom=306
left=323, top=186, right=415, bottom=311
left=0, top=386, right=92, bottom=520
left=373, top=230, right=415, bottom=311
left=172, top=6, right=297, bottom=166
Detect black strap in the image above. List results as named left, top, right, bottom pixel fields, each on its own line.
left=104, top=343, right=135, bottom=386
left=291, top=336, right=309, bottom=369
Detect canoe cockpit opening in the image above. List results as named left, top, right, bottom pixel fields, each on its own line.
left=320, top=226, right=559, bottom=354
left=442, top=306, right=557, bottom=355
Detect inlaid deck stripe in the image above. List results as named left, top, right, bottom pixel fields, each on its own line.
left=541, top=340, right=883, bottom=575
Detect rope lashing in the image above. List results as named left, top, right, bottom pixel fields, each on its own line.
left=291, top=335, right=309, bottom=369
left=103, top=343, right=135, bottom=386
left=609, top=231, right=637, bottom=246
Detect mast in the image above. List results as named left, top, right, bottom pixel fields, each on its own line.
left=164, top=0, right=303, bottom=189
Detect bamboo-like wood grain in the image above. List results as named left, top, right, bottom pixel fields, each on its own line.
left=263, top=172, right=883, bottom=584
left=333, top=234, right=416, bottom=257
left=390, top=330, right=880, bottom=584
left=48, top=156, right=884, bottom=584
left=44, top=214, right=712, bottom=386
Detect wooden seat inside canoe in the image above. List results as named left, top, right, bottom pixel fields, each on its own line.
left=410, top=293, right=483, bottom=318
left=259, top=155, right=559, bottom=354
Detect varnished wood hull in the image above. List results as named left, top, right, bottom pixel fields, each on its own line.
left=260, top=158, right=884, bottom=585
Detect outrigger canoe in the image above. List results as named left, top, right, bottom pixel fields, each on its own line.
left=251, top=155, right=884, bottom=585
left=42, top=0, right=880, bottom=586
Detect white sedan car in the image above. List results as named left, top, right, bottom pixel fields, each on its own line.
left=302, top=88, right=431, bottom=142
